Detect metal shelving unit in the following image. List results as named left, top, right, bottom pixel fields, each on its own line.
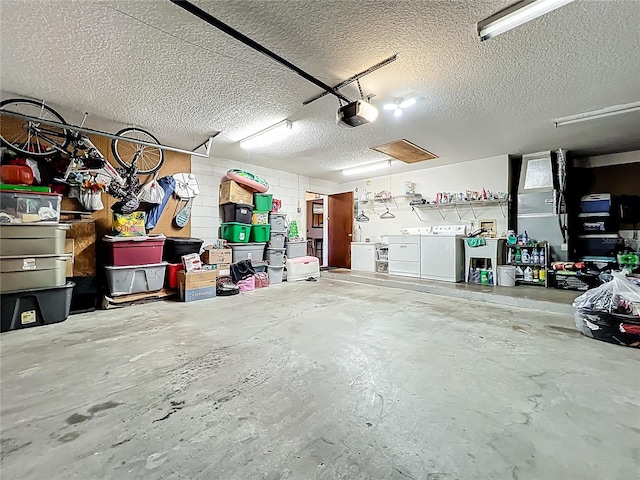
left=412, top=199, right=508, bottom=221
left=505, top=243, right=549, bottom=287
left=375, top=245, right=389, bottom=274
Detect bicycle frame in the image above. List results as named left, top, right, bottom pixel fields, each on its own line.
left=22, top=118, right=126, bottom=188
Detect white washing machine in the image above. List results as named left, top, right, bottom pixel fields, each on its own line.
left=420, top=225, right=466, bottom=282
left=388, top=235, right=421, bottom=278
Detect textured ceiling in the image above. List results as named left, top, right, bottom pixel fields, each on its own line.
left=1, top=0, right=639, bottom=182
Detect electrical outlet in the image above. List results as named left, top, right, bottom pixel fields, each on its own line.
left=561, top=243, right=568, bottom=251
left=297, top=207, right=301, bottom=213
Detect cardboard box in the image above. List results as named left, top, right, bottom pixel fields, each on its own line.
left=177, top=269, right=218, bottom=302
left=219, top=180, right=253, bottom=206
left=65, top=239, right=74, bottom=277
left=201, top=247, right=232, bottom=265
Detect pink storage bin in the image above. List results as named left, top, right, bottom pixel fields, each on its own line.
left=103, top=235, right=166, bottom=266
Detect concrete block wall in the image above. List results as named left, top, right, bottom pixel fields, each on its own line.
left=190, top=155, right=340, bottom=247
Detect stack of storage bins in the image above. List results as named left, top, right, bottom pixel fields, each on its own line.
left=267, top=210, right=287, bottom=284
left=222, top=198, right=267, bottom=266
left=578, top=194, right=619, bottom=263
left=103, top=235, right=167, bottom=296
left=0, top=190, right=75, bottom=332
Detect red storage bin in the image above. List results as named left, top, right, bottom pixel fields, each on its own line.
left=104, top=236, right=165, bottom=266
left=166, top=263, right=182, bottom=289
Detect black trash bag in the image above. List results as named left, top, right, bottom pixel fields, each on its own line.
left=573, top=273, right=640, bottom=347
left=231, top=260, right=255, bottom=283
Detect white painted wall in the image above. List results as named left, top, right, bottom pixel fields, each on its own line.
left=342, top=155, right=510, bottom=241
left=190, top=155, right=340, bottom=247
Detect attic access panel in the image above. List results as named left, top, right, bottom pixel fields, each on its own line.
left=371, top=139, right=438, bottom=164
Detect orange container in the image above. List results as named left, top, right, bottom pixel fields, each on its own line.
left=1, top=165, right=34, bottom=185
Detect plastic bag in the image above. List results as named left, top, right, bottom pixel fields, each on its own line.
left=573, top=272, right=640, bottom=316
left=112, top=212, right=146, bottom=237
left=139, top=175, right=164, bottom=204
left=78, top=189, right=104, bottom=211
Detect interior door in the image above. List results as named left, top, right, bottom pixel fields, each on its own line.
left=328, top=191, right=354, bottom=268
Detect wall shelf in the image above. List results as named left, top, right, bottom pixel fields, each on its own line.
left=412, top=199, right=508, bottom=221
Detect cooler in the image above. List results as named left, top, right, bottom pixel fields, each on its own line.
left=581, top=194, right=612, bottom=213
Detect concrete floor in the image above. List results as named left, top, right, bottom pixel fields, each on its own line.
left=1, top=279, right=638, bottom=480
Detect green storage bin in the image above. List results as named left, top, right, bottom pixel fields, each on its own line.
left=221, top=222, right=251, bottom=243
left=250, top=224, right=271, bottom=242
left=254, top=194, right=273, bottom=212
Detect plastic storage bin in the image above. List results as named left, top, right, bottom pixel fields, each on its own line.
left=269, top=231, right=287, bottom=249
left=285, top=256, right=320, bottom=282
left=266, top=247, right=285, bottom=266
left=250, top=224, right=271, bottom=242
left=285, top=240, right=307, bottom=259
left=228, top=243, right=266, bottom=263
left=269, top=213, right=287, bottom=232
left=581, top=194, right=611, bottom=213
left=163, top=237, right=204, bottom=263
left=104, top=262, right=168, bottom=296
left=254, top=193, right=273, bottom=211
left=221, top=223, right=251, bottom=244
left=166, top=263, right=183, bottom=289
left=0, top=223, right=70, bottom=255
left=578, top=213, right=613, bottom=232
left=252, top=211, right=269, bottom=225
left=0, top=254, right=70, bottom=292
left=104, top=236, right=166, bottom=266
left=222, top=203, right=253, bottom=224
left=267, top=265, right=284, bottom=284
left=0, top=281, right=74, bottom=332
left=0, top=190, right=62, bottom=223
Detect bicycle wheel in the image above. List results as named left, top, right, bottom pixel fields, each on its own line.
left=111, top=127, right=164, bottom=174
left=0, top=98, right=69, bottom=157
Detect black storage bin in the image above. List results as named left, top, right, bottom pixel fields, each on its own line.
left=1, top=282, right=74, bottom=332
left=163, top=237, right=204, bottom=263
left=222, top=203, right=253, bottom=224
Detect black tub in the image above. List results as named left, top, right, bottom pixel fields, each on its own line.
left=1, top=282, right=74, bottom=332
left=163, top=237, right=204, bottom=263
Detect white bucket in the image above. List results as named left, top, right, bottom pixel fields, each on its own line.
left=497, top=265, right=517, bottom=287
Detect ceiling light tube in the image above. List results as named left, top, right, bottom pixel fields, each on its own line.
left=342, top=160, right=391, bottom=177
left=478, top=0, right=575, bottom=41
left=240, top=120, right=293, bottom=149
left=554, top=102, right=640, bottom=127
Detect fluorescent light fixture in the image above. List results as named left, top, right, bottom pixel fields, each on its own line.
left=394, top=108, right=403, bottom=117
left=239, top=120, right=293, bottom=149
left=342, top=160, right=391, bottom=177
left=555, top=101, right=640, bottom=127
left=399, top=98, right=416, bottom=109
left=478, top=0, right=575, bottom=41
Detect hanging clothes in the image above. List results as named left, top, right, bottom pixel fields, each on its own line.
left=146, top=175, right=175, bottom=231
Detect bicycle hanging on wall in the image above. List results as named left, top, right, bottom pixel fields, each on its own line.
left=0, top=98, right=215, bottom=213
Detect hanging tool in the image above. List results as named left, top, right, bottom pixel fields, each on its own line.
left=173, top=173, right=199, bottom=228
